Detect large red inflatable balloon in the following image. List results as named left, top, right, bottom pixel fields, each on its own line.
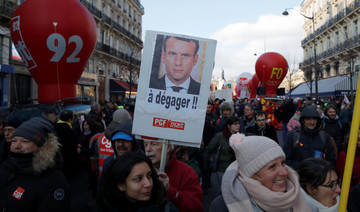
left=255, top=52, right=288, bottom=97
left=11, top=0, right=97, bottom=103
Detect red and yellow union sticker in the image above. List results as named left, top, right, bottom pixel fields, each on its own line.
left=12, top=187, right=25, bottom=200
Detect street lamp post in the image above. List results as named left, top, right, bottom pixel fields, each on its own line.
left=283, top=8, right=318, bottom=99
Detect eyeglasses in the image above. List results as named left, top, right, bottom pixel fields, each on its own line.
left=320, top=179, right=341, bottom=192
left=256, top=119, right=266, bottom=122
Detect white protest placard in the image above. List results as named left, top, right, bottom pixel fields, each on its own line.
left=133, top=31, right=217, bottom=147
left=213, top=89, right=233, bottom=102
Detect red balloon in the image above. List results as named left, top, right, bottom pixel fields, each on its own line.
left=251, top=74, right=260, bottom=89
left=255, top=52, right=288, bottom=97
left=11, top=0, right=97, bottom=103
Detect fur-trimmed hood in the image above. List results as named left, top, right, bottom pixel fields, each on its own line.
left=32, top=132, right=61, bottom=174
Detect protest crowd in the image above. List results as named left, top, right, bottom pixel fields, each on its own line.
left=0, top=96, right=360, bottom=212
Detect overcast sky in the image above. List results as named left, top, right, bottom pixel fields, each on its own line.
left=141, top=0, right=305, bottom=81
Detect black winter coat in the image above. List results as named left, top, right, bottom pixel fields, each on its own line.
left=0, top=134, right=70, bottom=212
left=283, top=127, right=336, bottom=170
left=246, top=124, right=278, bottom=143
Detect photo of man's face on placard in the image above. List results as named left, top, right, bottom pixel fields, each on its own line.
left=149, top=34, right=204, bottom=95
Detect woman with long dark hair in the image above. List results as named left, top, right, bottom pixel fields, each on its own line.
left=97, top=152, right=178, bottom=212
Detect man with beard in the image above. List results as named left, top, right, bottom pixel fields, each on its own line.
left=98, top=119, right=143, bottom=187
left=144, top=140, right=203, bottom=212
left=322, top=104, right=346, bottom=154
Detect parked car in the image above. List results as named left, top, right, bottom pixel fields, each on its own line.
left=7, top=100, right=91, bottom=132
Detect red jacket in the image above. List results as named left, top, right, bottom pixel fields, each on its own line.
left=165, top=154, right=203, bottom=212
left=336, top=146, right=360, bottom=191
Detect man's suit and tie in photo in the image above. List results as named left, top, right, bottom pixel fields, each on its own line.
left=149, top=35, right=201, bottom=95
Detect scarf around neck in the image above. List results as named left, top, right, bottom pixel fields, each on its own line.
left=303, top=190, right=340, bottom=212
left=222, top=161, right=311, bottom=212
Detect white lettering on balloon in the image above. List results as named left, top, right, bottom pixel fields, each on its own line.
left=46, top=33, right=83, bottom=63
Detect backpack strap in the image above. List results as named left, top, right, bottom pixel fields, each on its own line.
left=292, top=128, right=301, bottom=149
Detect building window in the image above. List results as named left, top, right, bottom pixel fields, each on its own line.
left=344, top=26, right=348, bottom=39
left=110, top=36, right=113, bottom=48
left=118, top=0, right=121, bottom=8
left=102, top=5, right=106, bottom=15
left=320, top=41, right=323, bottom=53
left=129, top=6, right=132, bottom=17
left=327, top=36, right=331, bottom=49
left=354, top=20, right=358, bottom=36
left=117, top=15, right=121, bottom=24
left=102, top=30, right=106, bottom=44
left=335, top=31, right=339, bottom=45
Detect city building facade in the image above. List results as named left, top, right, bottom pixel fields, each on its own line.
left=0, top=0, right=144, bottom=106
left=300, top=0, right=360, bottom=96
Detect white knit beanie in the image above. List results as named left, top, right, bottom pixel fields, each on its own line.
left=229, top=133, right=285, bottom=177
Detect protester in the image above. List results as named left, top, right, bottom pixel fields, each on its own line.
left=98, top=119, right=143, bottom=187
left=348, top=183, right=360, bottom=212
left=246, top=111, right=278, bottom=142
left=41, top=107, right=59, bottom=124
left=215, top=101, right=234, bottom=134
left=0, top=117, right=23, bottom=163
left=298, top=158, right=341, bottom=211
left=287, top=106, right=302, bottom=132
left=203, top=101, right=217, bottom=148
left=210, top=134, right=311, bottom=212
left=86, top=102, right=105, bottom=131
left=0, top=117, right=70, bottom=211
left=283, top=106, right=336, bottom=170
left=97, top=152, right=178, bottom=211
left=78, top=119, right=100, bottom=198
left=339, top=104, right=351, bottom=135
left=240, top=104, right=255, bottom=131
left=203, top=116, right=240, bottom=194
left=279, top=98, right=297, bottom=142
left=144, top=139, right=203, bottom=212
left=89, top=108, right=131, bottom=178
left=322, top=104, right=346, bottom=153
left=336, top=126, right=360, bottom=191
left=54, top=110, right=82, bottom=179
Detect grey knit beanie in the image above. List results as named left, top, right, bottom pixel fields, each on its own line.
left=229, top=133, right=285, bottom=177
left=12, top=117, right=54, bottom=147
left=105, top=109, right=132, bottom=139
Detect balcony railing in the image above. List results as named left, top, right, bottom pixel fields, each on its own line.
left=0, top=0, right=18, bottom=18
left=302, top=33, right=360, bottom=67
left=96, top=42, right=141, bottom=66
left=301, top=0, right=360, bottom=46
left=78, top=0, right=142, bottom=46
left=132, top=0, right=144, bottom=13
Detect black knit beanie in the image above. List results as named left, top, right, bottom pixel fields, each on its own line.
left=12, top=117, right=54, bottom=147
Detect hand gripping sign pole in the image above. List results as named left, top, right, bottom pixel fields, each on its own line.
left=159, top=139, right=169, bottom=172
left=338, top=74, right=360, bottom=212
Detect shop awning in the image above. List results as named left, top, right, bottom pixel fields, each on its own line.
left=110, top=79, right=137, bottom=93
left=334, top=72, right=359, bottom=95
left=288, top=75, right=351, bottom=97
